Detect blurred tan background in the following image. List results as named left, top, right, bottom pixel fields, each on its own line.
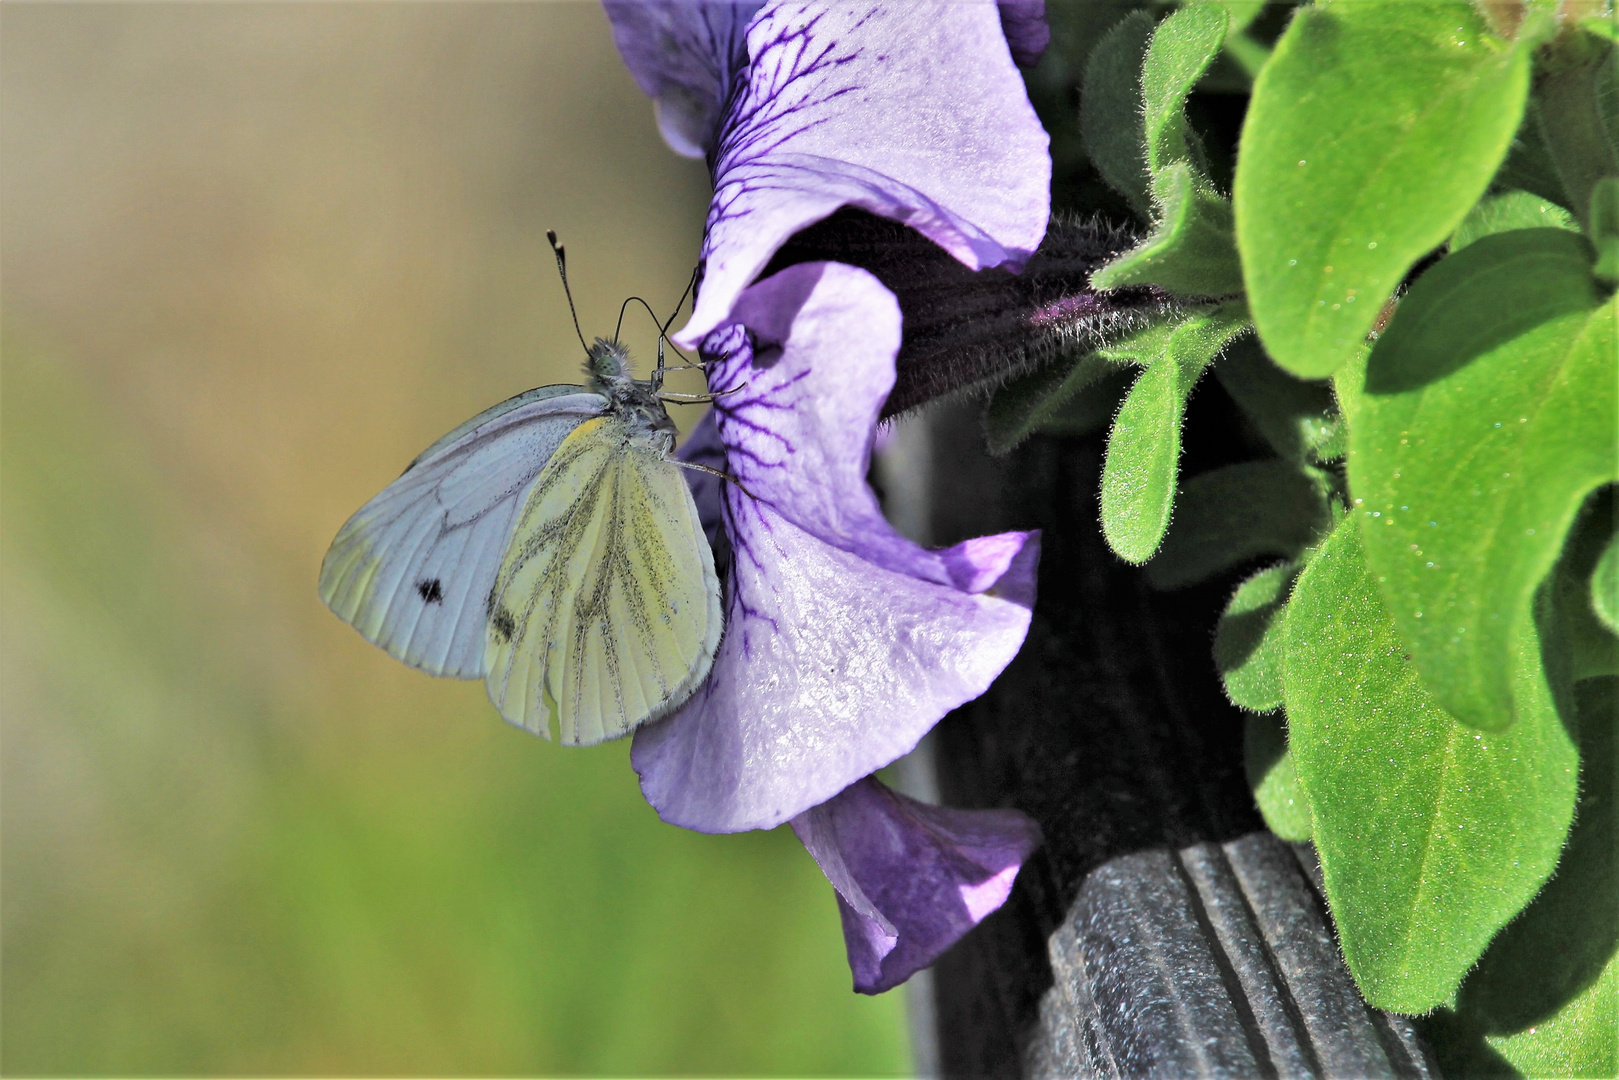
left=0, top=3, right=909, bottom=1073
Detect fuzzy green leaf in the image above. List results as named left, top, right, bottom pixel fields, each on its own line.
left=1146, top=460, right=1330, bottom=589
left=1091, top=162, right=1244, bottom=295
left=1235, top=0, right=1532, bottom=377
left=1424, top=678, right=1617, bottom=1079
left=1211, top=0, right=1263, bottom=36
left=1591, top=175, right=1619, bottom=283
left=1350, top=228, right=1616, bottom=731
left=1496, top=104, right=1575, bottom=211
left=984, top=353, right=1120, bottom=456
left=1214, top=338, right=1339, bottom=461
left=1102, top=363, right=1186, bottom=564
left=1596, top=529, right=1619, bottom=634
left=1583, top=15, right=1619, bottom=43
left=1141, top=2, right=1228, bottom=181
left=1490, top=939, right=1618, bottom=1077
left=1284, top=517, right=1578, bottom=1013
left=1535, top=35, right=1619, bottom=237
left=1036, top=366, right=1136, bottom=440
left=1091, top=4, right=1242, bottom=298
left=1308, top=418, right=1347, bottom=464
left=1216, top=562, right=1297, bottom=713
left=1451, top=189, right=1577, bottom=251
left=1557, top=489, right=1619, bottom=682
left=1244, top=712, right=1312, bottom=842
left=1081, top=12, right=1154, bottom=218
left=1100, top=305, right=1251, bottom=563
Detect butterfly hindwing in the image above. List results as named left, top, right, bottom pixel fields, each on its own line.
left=319, top=385, right=607, bottom=678
left=483, top=414, right=723, bottom=745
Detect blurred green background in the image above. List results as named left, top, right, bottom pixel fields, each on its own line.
left=0, top=4, right=910, bottom=1074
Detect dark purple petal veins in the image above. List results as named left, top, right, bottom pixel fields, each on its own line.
left=792, top=776, right=1043, bottom=994
left=676, top=0, right=1050, bottom=346
left=604, top=1, right=763, bottom=158
left=633, top=262, right=1039, bottom=833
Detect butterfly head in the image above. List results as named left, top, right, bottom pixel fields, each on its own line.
left=586, top=338, right=634, bottom=385
left=587, top=339, right=678, bottom=455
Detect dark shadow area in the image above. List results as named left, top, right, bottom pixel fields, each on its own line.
left=919, top=394, right=1264, bottom=1078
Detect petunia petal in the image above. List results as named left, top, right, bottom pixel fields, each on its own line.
left=791, top=776, right=1042, bottom=995
left=676, top=0, right=1051, bottom=346
left=632, top=261, right=1039, bottom=832
left=997, top=0, right=1051, bottom=68
left=603, top=1, right=763, bottom=158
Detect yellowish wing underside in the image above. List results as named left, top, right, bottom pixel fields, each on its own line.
left=483, top=415, right=721, bottom=745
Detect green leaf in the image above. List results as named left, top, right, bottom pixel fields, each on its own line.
left=1146, top=460, right=1330, bottom=589
left=1211, top=0, right=1263, bottom=36
left=1536, top=34, right=1619, bottom=236
left=984, top=353, right=1120, bottom=456
left=1101, top=366, right=1186, bottom=564
left=1284, top=516, right=1579, bottom=1013
left=1423, top=678, right=1617, bottom=1079
left=1036, top=366, right=1136, bottom=440
left=1308, top=418, right=1347, bottom=465
left=1091, top=4, right=1244, bottom=298
left=1582, top=14, right=1619, bottom=44
left=1555, top=488, right=1619, bottom=682
left=1244, top=712, right=1313, bottom=842
left=1081, top=12, right=1154, bottom=218
left=1349, top=228, right=1616, bottom=731
left=1492, top=953, right=1618, bottom=1078
left=1591, top=175, right=1619, bottom=283
left=1141, top=3, right=1228, bottom=181
left=1234, top=0, right=1533, bottom=377
left=1091, top=162, right=1244, bottom=295
left=1451, top=189, right=1577, bottom=251
left=1099, top=305, right=1251, bottom=563
left=1215, top=561, right=1297, bottom=712
left=1496, top=102, right=1576, bottom=211
left=1596, top=528, right=1619, bottom=634
left=1213, top=337, right=1339, bottom=462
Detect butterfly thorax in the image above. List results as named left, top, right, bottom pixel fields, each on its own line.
left=585, top=339, right=677, bottom=458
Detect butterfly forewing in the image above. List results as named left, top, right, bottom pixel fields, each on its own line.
left=484, top=414, right=723, bottom=745
left=318, top=386, right=606, bottom=678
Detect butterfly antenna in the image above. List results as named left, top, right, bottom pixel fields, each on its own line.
left=615, top=293, right=695, bottom=390
left=662, top=265, right=699, bottom=340
left=654, top=265, right=701, bottom=390
left=547, top=230, right=590, bottom=357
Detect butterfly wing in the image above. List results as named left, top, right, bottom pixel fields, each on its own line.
left=484, top=414, right=723, bottom=745
left=319, top=385, right=607, bottom=678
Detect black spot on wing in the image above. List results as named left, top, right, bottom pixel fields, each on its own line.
left=491, top=607, right=517, bottom=643
left=416, top=578, right=445, bottom=604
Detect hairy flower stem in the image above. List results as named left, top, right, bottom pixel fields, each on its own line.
left=765, top=210, right=1184, bottom=418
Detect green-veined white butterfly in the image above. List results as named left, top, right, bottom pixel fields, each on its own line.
left=319, top=238, right=722, bottom=745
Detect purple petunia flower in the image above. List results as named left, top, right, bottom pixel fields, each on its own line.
left=607, top=1, right=1052, bottom=346
left=605, top=0, right=1051, bottom=992
left=631, top=259, right=1039, bottom=832
left=793, top=776, right=1042, bottom=995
